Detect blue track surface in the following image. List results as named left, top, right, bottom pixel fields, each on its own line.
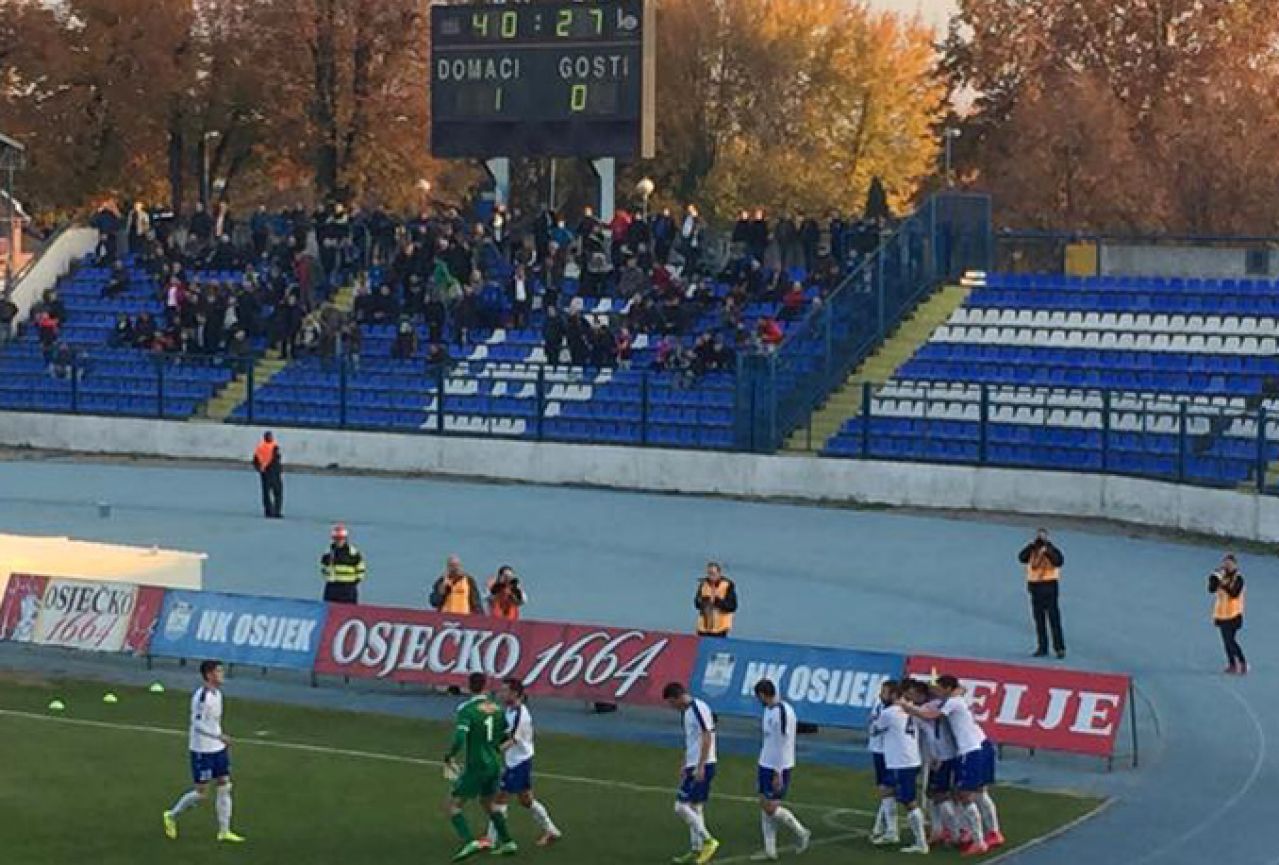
left=0, top=455, right=1273, bottom=865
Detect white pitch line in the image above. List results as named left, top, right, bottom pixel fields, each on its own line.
left=716, top=807, right=868, bottom=864
left=0, top=707, right=872, bottom=816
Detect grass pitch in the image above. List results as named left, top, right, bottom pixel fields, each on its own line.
left=0, top=676, right=1103, bottom=864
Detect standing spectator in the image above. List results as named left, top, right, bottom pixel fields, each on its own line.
left=250, top=205, right=271, bottom=257
left=694, top=561, right=738, bottom=638
left=799, top=213, right=821, bottom=274
left=251, top=431, right=283, bottom=519
left=1208, top=554, right=1247, bottom=674
left=189, top=202, right=214, bottom=248
left=564, top=308, right=591, bottom=366
left=273, top=293, right=304, bottom=359
left=126, top=201, right=151, bottom=254
left=430, top=555, right=484, bottom=615
left=756, top=317, right=784, bottom=350
left=1018, top=528, right=1066, bottom=659
left=543, top=305, right=564, bottom=365
left=487, top=565, right=526, bottom=621
left=510, top=264, right=531, bottom=329
left=680, top=204, right=704, bottom=273
left=108, top=314, right=134, bottom=348
left=748, top=208, right=770, bottom=263
left=320, top=524, right=365, bottom=604
left=0, top=295, right=17, bottom=347
left=92, top=200, right=122, bottom=262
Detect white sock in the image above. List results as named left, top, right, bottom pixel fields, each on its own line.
left=872, top=797, right=885, bottom=836
left=486, top=804, right=508, bottom=843
left=964, top=802, right=985, bottom=841
left=773, top=806, right=807, bottom=840
left=879, top=797, right=899, bottom=838
left=761, top=812, right=778, bottom=856
left=169, top=789, right=202, bottom=817
left=215, top=785, right=232, bottom=833
left=529, top=800, right=558, bottom=836
left=940, top=800, right=960, bottom=836
left=675, top=802, right=708, bottom=849
left=978, top=791, right=1000, bottom=835
left=907, top=808, right=927, bottom=847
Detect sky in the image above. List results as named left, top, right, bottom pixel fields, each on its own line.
left=871, top=0, right=957, bottom=33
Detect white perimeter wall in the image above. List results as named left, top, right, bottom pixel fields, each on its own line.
left=0, top=411, right=1275, bottom=542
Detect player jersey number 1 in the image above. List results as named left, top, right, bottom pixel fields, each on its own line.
left=484, top=715, right=495, bottom=742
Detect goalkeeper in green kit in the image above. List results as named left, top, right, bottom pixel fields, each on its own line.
left=444, top=672, right=516, bottom=860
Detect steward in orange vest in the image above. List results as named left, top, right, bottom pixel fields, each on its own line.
left=694, top=561, right=738, bottom=637
left=430, top=555, right=484, bottom=616
left=251, top=431, right=283, bottom=519
left=1208, top=554, right=1247, bottom=674
left=1018, top=528, right=1066, bottom=659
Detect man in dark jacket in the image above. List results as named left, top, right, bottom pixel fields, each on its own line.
left=1018, top=528, right=1066, bottom=659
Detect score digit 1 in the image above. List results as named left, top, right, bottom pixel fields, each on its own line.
left=570, top=84, right=588, bottom=112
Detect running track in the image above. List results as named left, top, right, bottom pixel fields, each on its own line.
left=0, top=454, right=1273, bottom=865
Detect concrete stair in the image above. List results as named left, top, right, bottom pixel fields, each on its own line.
left=785, top=284, right=972, bottom=452
left=195, top=354, right=288, bottom=422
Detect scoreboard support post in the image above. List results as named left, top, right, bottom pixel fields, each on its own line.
left=485, top=158, right=511, bottom=209
left=591, top=157, right=616, bottom=222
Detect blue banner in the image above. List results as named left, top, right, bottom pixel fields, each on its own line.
left=151, top=590, right=327, bottom=671
left=692, top=638, right=906, bottom=728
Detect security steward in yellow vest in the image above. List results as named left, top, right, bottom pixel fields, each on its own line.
left=694, top=561, right=738, bottom=638
left=429, top=554, right=483, bottom=615
left=1209, top=554, right=1247, bottom=674
left=1018, top=528, right=1066, bottom=659
left=320, top=523, right=365, bottom=604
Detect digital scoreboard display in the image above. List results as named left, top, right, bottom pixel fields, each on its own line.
left=429, top=0, right=655, bottom=159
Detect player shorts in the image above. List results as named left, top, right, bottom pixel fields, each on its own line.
left=956, top=741, right=996, bottom=792
left=190, top=749, right=230, bottom=785
left=501, top=759, right=534, bottom=795
left=677, top=763, right=717, bottom=804
left=452, top=768, right=501, bottom=801
left=872, top=752, right=889, bottom=788
left=756, top=766, right=792, bottom=801
left=927, top=758, right=956, bottom=795
left=886, top=766, right=920, bottom=805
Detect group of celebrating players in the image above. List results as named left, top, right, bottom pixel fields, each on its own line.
left=161, top=661, right=1002, bottom=862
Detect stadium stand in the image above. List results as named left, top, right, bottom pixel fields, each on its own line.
left=821, top=272, right=1279, bottom=487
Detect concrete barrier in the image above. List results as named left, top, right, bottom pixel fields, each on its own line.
left=0, top=411, right=1273, bottom=542
left=6, top=227, right=97, bottom=328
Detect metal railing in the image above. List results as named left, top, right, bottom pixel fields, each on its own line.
left=819, top=381, right=1279, bottom=493
left=736, top=192, right=994, bottom=452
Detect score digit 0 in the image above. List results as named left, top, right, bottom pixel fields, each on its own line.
left=570, top=84, right=588, bottom=112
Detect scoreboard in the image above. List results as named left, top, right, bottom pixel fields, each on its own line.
left=429, top=0, right=655, bottom=159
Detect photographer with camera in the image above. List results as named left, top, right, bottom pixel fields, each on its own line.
left=1018, top=528, right=1066, bottom=659
left=487, top=565, right=527, bottom=622
left=1208, top=553, right=1247, bottom=675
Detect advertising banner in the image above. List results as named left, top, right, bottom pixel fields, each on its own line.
left=0, top=575, right=161, bottom=654
left=315, top=605, right=699, bottom=705
left=150, top=591, right=328, bottom=671
left=692, top=638, right=906, bottom=728
left=906, top=654, right=1131, bottom=758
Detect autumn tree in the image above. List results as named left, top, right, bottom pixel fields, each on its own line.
left=946, top=0, right=1279, bottom=233
left=640, top=0, right=944, bottom=220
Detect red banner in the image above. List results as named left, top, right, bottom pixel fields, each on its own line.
left=906, top=655, right=1130, bottom=758
left=316, top=605, right=698, bottom=705
left=0, top=574, right=164, bottom=656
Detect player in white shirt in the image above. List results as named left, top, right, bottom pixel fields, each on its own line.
left=867, top=679, right=899, bottom=844
left=162, top=660, right=245, bottom=843
left=663, top=682, right=721, bottom=865
left=873, top=682, right=929, bottom=854
left=486, top=679, right=562, bottom=847
left=903, top=675, right=1004, bottom=857
left=749, top=679, right=811, bottom=861
left=905, top=680, right=962, bottom=847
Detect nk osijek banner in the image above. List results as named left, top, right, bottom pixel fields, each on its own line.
left=692, top=637, right=906, bottom=728
left=315, top=604, right=699, bottom=705
left=150, top=590, right=327, bottom=671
